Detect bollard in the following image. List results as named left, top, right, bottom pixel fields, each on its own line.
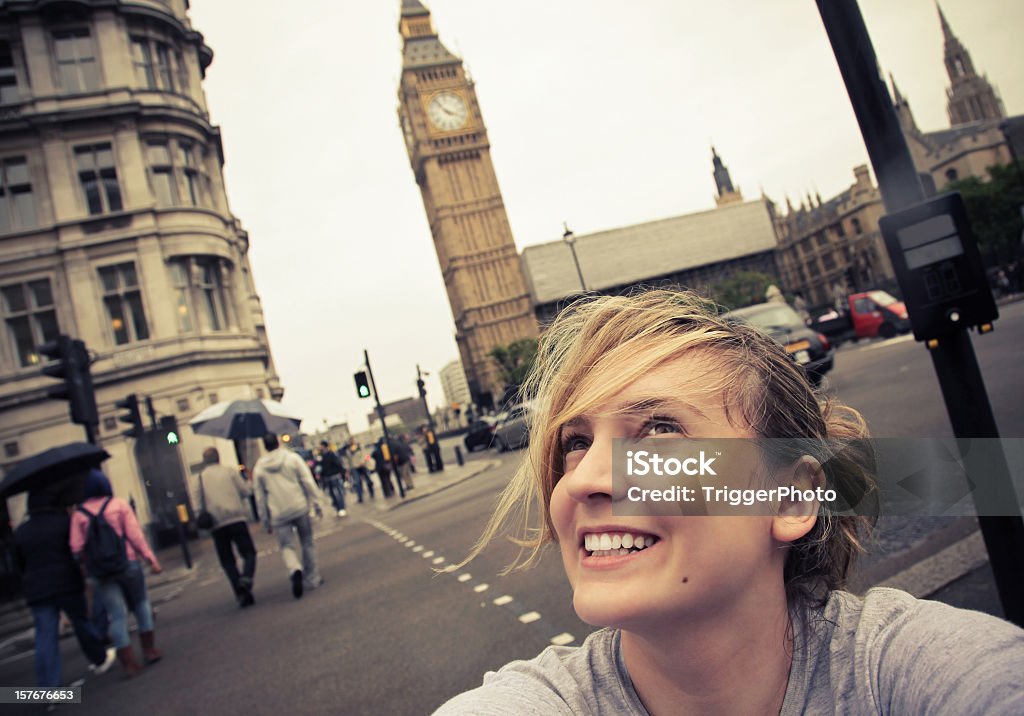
left=454, top=445, right=464, bottom=466
left=175, top=503, right=192, bottom=570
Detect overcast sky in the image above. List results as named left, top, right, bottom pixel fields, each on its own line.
left=185, top=0, right=1023, bottom=434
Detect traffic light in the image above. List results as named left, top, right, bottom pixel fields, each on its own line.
left=158, top=416, right=180, bottom=446
left=354, top=371, right=371, bottom=399
left=115, top=393, right=144, bottom=439
left=39, top=335, right=98, bottom=427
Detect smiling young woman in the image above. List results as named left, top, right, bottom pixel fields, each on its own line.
left=435, top=289, right=1024, bottom=716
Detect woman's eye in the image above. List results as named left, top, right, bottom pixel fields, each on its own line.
left=561, top=434, right=590, bottom=454
left=642, top=418, right=683, bottom=437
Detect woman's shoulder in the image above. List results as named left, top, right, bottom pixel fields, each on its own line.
left=433, top=628, right=638, bottom=715
left=793, top=588, right=1023, bottom=714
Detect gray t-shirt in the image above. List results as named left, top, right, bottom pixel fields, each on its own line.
left=435, top=588, right=1024, bottom=715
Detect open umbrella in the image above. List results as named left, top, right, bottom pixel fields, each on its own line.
left=188, top=399, right=302, bottom=441
left=0, top=442, right=110, bottom=498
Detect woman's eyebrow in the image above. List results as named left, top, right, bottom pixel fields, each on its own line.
left=612, top=397, right=708, bottom=419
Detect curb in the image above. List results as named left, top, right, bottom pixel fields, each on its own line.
left=370, top=459, right=500, bottom=512
left=0, top=565, right=199, bottom=662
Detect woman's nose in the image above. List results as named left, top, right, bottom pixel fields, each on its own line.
left=561, top=437, right=627, bottom=504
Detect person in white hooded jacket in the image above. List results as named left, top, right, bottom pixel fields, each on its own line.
left=253, top=433, right=325, bottom=599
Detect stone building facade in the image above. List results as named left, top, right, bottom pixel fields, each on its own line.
left=0, top=1, right=282, bottom=534
left=778, top=4, right=1017, bottom=311
left=396, top=0, right=537, bottom=410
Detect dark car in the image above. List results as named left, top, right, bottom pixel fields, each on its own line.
left=724, top=302, right=835, bottom=385
left=463, top=417, right=497, bottom=452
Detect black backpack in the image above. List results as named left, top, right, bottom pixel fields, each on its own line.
left=77, top=497, right=129, bottom=577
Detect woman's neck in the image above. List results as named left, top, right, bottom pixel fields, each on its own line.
left=620, top=592, right=794, bottom=716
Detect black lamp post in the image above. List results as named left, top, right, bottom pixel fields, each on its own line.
left=562, top=221, right=587, bottom=292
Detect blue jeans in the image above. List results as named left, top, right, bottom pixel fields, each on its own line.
left=323, top=476, right=345, bottom=511
left=95, top=561, right=153, bottom=649
left=31, top=593, right=106, bottom=687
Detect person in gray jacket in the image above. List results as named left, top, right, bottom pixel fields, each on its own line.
left=253, top=433, right=324, bottom=599
left=196, top=448, right=257, bottom=607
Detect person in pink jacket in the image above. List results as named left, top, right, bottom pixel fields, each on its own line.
left=70, top=470, right=162, bottom=678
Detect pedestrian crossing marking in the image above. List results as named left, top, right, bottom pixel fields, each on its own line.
left=406, top=541, right=416, bottom=547
left=432, top=557, right=445, bottom=565
left=493, top=595, right=514, bottom=606
left=550, top=633, right=575, bottom=646
left=457, top=574, right=472, bottom=582
left=473, top=584, right=489, bottom=593
left=413, top=545, right=424, bottom=552
left=423, top=550, right=434, bottom=558
left=519, top=611, right=541, bottom=624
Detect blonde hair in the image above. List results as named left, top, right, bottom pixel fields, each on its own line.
left=466, top=289, right=877, bottom=608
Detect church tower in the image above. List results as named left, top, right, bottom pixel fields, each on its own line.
left=711, top=146, right=742, bottom=206
left=397, top=1, right=537, bottom=408
left=938, top=3, right=1005, bottom=126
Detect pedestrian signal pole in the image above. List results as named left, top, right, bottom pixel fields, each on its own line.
left=817, top=0, right=1024, bottom=626
left=417, top=364, right=443, bottom=472
left=363, top=350, right=405, bottom=498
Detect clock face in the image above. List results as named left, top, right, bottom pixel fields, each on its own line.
left=427, top=92, right=469, bottom=131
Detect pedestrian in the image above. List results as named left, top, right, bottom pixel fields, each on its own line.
left=196, top=447, right=258, bottom=608
left=13, top=479, right=116, bottom=687
left=435, top=289, right=1024, bottom=715
left=317, top=441, right=347, bottom=517
left=341, top=438, right=374, bottom=502
left=392, top=437, right=415, bottom=490
left=70, top=470, right=162, bottom=679
left=372, top=439, right=396, bottom=498
left=253, top=433, right=325, bottom=599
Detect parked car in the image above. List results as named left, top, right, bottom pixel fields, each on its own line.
left=725, top=302, right=834, bottom=385
left=491, top=404, right=531, bottom=452
left=810, top=290, right=911, bottom=345
left=463, top=416, right=498, bottom=452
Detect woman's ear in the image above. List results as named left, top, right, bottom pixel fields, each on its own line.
left=771, top=455, right=823, bottom=543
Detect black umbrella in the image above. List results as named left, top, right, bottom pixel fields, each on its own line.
left=0, top=442, right=110, bottom=498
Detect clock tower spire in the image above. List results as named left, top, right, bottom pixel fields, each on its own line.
left=397, top=1, right=537, bottom=408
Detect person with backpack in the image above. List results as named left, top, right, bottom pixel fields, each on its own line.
left=13, top=479, right=117, bottom=687
left=70, top=470, right=162, bottom=678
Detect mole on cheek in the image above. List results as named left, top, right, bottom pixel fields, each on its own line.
left=681, top=576, right=689, bottom=583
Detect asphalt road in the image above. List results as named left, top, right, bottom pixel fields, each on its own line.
left=0, top=301, right=1020, bottom=715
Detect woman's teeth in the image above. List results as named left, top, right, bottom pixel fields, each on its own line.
left=584, top=532, right=657, bottom=556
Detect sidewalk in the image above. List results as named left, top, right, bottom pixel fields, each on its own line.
left=0, top=455, right=497, bottom=661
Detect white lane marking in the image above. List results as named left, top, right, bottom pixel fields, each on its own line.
left=473, top=583, right=489, bottom=593
left=445, top=564, right=457, bottom=572
left=493, top=595, right=514, bottom=606
left=423, top=550, right=434, bottom=558
left=413, top=545, right=424, bottom=553
left=550, top=633, right=575, bottom=646
left=856, top=334, right=914, bottom=352
left=519, top=611, right=541, bottom=624
left=457, top=573, right=472, bottom=582
left=406, top=541, right=416, bottom=547
left=432, top=557, right=445, bottom=565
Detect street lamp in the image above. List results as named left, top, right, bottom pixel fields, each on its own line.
left=562, top=221, right=587, bottom=292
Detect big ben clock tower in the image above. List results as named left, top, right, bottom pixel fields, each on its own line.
left=397, top=0, right=537, bottom=408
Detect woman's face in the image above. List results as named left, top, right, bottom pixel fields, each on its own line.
left=549, top=352, right=789, bottom=630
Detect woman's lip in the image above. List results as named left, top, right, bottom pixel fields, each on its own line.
left=578, top=540, right=661, bottom=569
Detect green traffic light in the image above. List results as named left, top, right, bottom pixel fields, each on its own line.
left=166, top=431, right=179, bottom=445
left=358, top=386, right=370, bottom=398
